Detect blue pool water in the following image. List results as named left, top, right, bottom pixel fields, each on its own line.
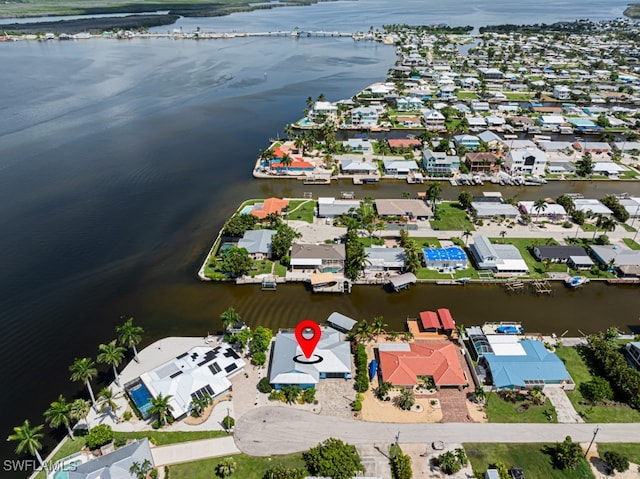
left=239, top=205, right=255, bottom=215
left=128, top=383, right=154, bottom=418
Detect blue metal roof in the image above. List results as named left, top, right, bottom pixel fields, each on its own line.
left=483, top=340, right=571, bottom=389
left=422, top=246, right=468, bottom=262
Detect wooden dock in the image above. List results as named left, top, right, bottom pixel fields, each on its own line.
left=532, top=279, right=552, bottom=294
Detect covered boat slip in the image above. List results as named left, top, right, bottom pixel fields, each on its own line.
left=388, top=272, right=417, bottom=291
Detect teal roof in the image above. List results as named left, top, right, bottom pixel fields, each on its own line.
left=483, top=340, right=570, bottom=388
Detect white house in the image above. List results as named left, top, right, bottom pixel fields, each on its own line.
left=469, top=236, right=529, bottom=276
left=317, top=197, right=361, bottom=218
left=553, top=85, right=571, bottom=100
left=351, top=106, right=379, bottom=127
left=342, top=138, right=373, bottom=153
left=505, top=148, right=548, bottom=176
left=422, top=149, right=460, bottom=176
left=422, top=109, right=446, bottom=130
left=308, top=101, right=338, bottom=123
left=382, top=159, right=419, bottom=178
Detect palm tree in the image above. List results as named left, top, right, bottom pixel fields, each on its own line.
left=279, top=153, right=293, bottom=173
left=44, top=394, right=75, bottom=440
left=70, top=357, right=98, bottom=410
left=190, top=394, right=211, bottom=417
left=117, top=317, right=144, bottom=363
left=97, top=340, right=125, bottom=386
left=7, top=420, right=46, bottom=471
left=220, top=306, right=241, bottom=332
left=533, top=198, right=547, bottom=223
left=371, top=316, right=388, bottom=341
left=426, top=181, right=442, bottom=216
left=97, top=387, right=121, bottom=422
left=130, top=459, right=153, bottom=479
left=350, top=320, right=373, bottom=343
left=149, top=393, right=174, bottom=426
left=215, top=457, right=237, bottom=478
left=70, top=398, right=91, bottom=432
left=499, top=230, right=507, bottom=243
left=592, top=214, right=616, bottom=241
left=462, top=228, right=473, bottom=245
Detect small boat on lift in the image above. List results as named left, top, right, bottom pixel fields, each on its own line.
left=565, top=276, right=589, bottom=288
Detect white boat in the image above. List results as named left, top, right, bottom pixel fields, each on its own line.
left=565, top=276, right=589, bottom=288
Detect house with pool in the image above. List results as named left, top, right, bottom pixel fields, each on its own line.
left=47, top=439, right=153, bottom=479
left=125, top=343, right=245, bottom=420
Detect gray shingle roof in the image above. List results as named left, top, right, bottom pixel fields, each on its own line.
left=68, top=439, right=153, bottom=479
left=291, top=243, right=346, bottom=260
left=237, top=229, right=276, bottom=254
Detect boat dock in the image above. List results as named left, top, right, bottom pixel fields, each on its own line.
left=532, top=279, right=552, bottom=294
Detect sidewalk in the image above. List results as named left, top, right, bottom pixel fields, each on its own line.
left=151, top=436, right=239, bottom=466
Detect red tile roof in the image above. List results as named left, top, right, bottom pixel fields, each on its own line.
left=437, top=308, right=455, bottom=330
left=388, top=139, right=422, bottom=148
left=250, top=197, right=290, bottom=219
left=379, top=342, right=467, bottom=387
left=271, top=160, right=314, bottom=170
left=419, top=311, right=440, bottom=331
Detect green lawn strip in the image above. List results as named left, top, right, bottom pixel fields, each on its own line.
left=456, top=91, right=478, bottom=99
left=485, top=394, right=556, bottom=423
left=504, top=92, right=534, bottom=101
left=273, top=261, right=287, bottom=277
left=619, top=170, right=639, bottom=179
left=415, top=266, right=478, bottom=280
left=411, top=237, right=442, bottom=248
left=35, top=431, right=230, bottom=479
left=465, top=443, right=594, bottom=479
left=581, top=223, right=596, bottom=232
left=285, top=200, right=316, bottom=223
left=597, top=444, right=640, bottom=464
left=554, top=347, right=640, bottom=423
left=430, top=203, right=475, bottom=231
left=358, top=237, right=385, bottom=247
left=169, top=452, right=306, bottom=479
left=249, top=259, right=274, bottom=277
left=621, top=223, right=637, bottom=233
left=623, top=238, right=640, bottom=249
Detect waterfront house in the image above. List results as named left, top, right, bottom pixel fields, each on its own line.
left=537, top=115, right=566, bottom=127
left=342, top=138, right=373, bottom=153
left=518, top=201, right=567, bottom=222
left=58, top=439, right=154, bottom=479
left=422, top=149, right=460, bottom=176
left=128, top=343, right=245, bottom=420
left=378, top=342, right=468, bottom=390
left=268, top=326, right=352, bottom=389
left=592, top=162, right=627, bottom=177
left=290, top=243, right=346, bottom=273
left=553, top=85, right=571, bottom=100
left=620, top=197, right=640, bottom=218
left=388, top=138, right=422, bottom=151
left=375, top=198, right=432, bottom=220
left=568, top=255, right=595, bottom=270
left=382, top=159, right=419, bottom=178
left=453, top=134, right=480, bottom=151
left=317, top=197, right=360, bottom=218
left=471, top=202, right=519, bottom=219
left=422, top=109, right=446, bottom=130
left=470, top=101, right=491, bottom=113
left=422, top=246, right=468, bottom=272
left=469, top=235, right=529, bottom=276
left=364, top=247, right=407, bottom=274
left=271, top=159, right=315, bottom=174
left=309, top=101, right=338, bottom=123
left=249, top=197, right=290, bottom=220
left=505, top=149, right=548, bottom=176
left=465, top=152, right=501, bottom=173
left=237, top=229, right=276, bottom=260
left=396, top=115, right=423, bottom=127
left=478, top=336, right=572, bottom=389
left=573, top=199, right=613, bottom=217
left=340, top=159, right=379, bottom=175
left=478, top=67, right=504, bottom=80
left=396, top=96, right=424, bottom=110
left=590, top=245, right=640, bottom=270
left=532, top=245, right=587, bottom=263
left=351, top=106, right=379, bottom=127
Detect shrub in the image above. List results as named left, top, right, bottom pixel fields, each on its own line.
left=562, top=221, right=573, bottom=228
left=603, top=450, right=629, bottom=473
left=85, top=424, right=114, bottom=450
left=122, top=411, right=132, bottom=421
left=302, top=388, right=316, bottom=404
left=252, top=351, right=267, bottom=366
left=258, top=377, right=273, bottom=393
left=269, top=390, right=284, bottom=401
left=222, top=415, right=235, bottom=430
left=579, top=377, right=613, bottom=404
left=114, top=436, right=127, bottom=448
left=351, top=400, right=362, bottom=411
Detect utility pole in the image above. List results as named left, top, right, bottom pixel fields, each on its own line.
left=584, top=425, right=600, bottom=458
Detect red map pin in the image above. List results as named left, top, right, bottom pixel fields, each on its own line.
left=295, top=319, right=321, bottom=359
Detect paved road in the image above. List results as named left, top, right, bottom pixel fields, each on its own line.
left=152, top=436, right=239, bottom=466
left=235, top=407, right=639, bottom=456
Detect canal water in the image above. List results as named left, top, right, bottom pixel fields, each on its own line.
left=0, top=0, right=639, bottom=474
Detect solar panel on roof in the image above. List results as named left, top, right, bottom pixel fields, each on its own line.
left=209, top=363, right=222, bottom=374
left=225, top=363, right=237, bottom=373
left=169, top=370, right=183, bottom=379
left=176, top=352, right=188, bottom=359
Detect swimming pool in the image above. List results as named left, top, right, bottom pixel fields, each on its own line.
left=127, top=382, right=154, bottom=418
left=239, top=205, right=256, bottom=215
left=48, top=455, right=87, bottom=479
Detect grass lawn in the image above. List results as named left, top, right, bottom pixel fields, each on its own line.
left=465, top=443, right=594, bottom=479
left=456, top=91, right=478, bottom=99
left=485, top=394, right=557, bottom=423
left=621, top=223, right=637, bottom=233
left=619, top=170, right=639, bottom=179
left=35, top=431, right=230, bottom=479
left=504, top=92, right=534, bottom=101
left=581, top=223, right=596, bottom=232
left=204, top=258, right=227, bottom=280
left=415, top=266, right=478, bottom=280
left=358, top=237, right=385, bottom=247
left=285, top=200, right=315, bottom=223
left=169, top=453, right=306, bottom=479
left=554, top=346, right=640, bottom=423
left=598, top=444, right=640, bottom=464
left=430, top=202, right=475, bottom=231
left=273, top=262, right=287, bottom=276
left=623, top=238, right=640, bottom=250
left=411, top=237, right=442, bottom=248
